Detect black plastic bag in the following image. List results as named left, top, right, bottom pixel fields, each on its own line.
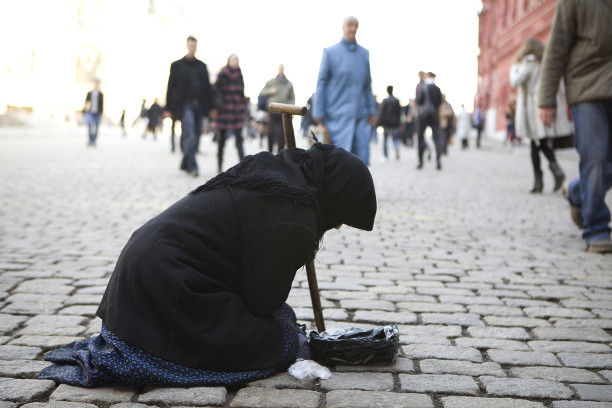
left=309, top=325, right=400, bottom=365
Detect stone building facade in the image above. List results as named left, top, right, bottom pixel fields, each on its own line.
left=475, top=0, right=557, bottom=140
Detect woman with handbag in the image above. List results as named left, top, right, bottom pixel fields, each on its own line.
left=213, top=54, right=247, bottom=173
left=510, top=38, right=572, bottom=193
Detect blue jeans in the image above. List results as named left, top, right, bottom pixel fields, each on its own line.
left=567, top=100, right=612, bottom=243
left=180, top=101, right=203, bottom=173
left=382, top=127, right=399, bottom=158
left=87, top=113, right=101, bottom=145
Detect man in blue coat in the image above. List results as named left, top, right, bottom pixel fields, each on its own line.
left=313, top=16, right=377, bottom=165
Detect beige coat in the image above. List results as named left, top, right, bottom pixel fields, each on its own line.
left=510, top=55, right=572, bottom=141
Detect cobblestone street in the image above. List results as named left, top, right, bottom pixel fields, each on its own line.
left=1, top=124, right=611, bottom=407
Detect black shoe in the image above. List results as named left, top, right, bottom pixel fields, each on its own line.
left=416, top=162, right=423, bottom=170
left=549, top=162, right=565, bottom=192
left=529, top=177, right=543, bottom=194
left=437, top=161, right=441, bottom=170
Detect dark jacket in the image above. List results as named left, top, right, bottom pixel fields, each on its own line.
left=377, top=95, right=401, bottom=128
left=165, top=56, right=214, bottom=119
left=84, top=91, right=103, bottom=114
left=97, top=144, right=376, bottom=372
left=415, top=83, right=442, bottom=109
left=539, top=0, right=612, bottom=106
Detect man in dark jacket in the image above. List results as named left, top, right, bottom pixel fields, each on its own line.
left=415, top=72, right=443, bottom=170
left=83, top=79, right=103, bottom=147
left=377, top=85, right=402, bottom=160
left=165, top=36, right=216, bottom=177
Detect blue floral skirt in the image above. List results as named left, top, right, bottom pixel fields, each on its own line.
left=39, top=304, right=299, bottom=387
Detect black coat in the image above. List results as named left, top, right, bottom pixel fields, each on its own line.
left=377, top=95, right=401, bottom=128
left=97, top=145, right=377, bottom=372
left=165, top=56, right=214, bottom=119
left=415, top=83, right=442, bottom=109
left=84, top=91, right=103, bottom=114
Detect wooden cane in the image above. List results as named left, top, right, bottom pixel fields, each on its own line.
left=268, top=102, right=326, bottom=332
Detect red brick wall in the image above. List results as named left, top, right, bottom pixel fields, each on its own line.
left=476, top=0, right=557, bottom=137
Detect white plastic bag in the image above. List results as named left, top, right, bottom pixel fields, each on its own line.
left=288, top=359, right=331, bottom=380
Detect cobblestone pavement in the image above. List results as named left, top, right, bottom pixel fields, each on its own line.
left=1, top=124, right=611, bottom=408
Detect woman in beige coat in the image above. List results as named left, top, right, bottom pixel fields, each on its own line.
left=510, top=38, right=572, bottom=193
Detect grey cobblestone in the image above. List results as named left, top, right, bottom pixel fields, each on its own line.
left=467, top=326, right=532, bottom=340
left=335, top=357, right=415, bottom=373
left=441, top=396, right=546, bottom=407
left=137, top=386, right=227, bottom=406
left=570, top=384, right=612, bottom=402
left=399, top=374, right=480, bottom=395
left=402, top=344, right=483, bottom=362
left=419, top=359, right=506, bottom=377
left=532, top=328, right=612, bottom=342
left=552, top=402, right=612, bottom=408
left=325, top=390, right=433, bottom=408
left=230, top=387, right=319, bottom=408
left=0, top=378, right=56, bottom=402
left=528, top=341, right=612, bottom=353
left=455, top=337, right=531, bottom=351
left=319, top=372, right=393, bottom=391
left=487, top=349, right=561, bottom=366
left=559, top=353, right=612, bottom=369
left=480, top=376, right=573, bottom=399
left=50, top=384, right=134, bottom=404
left=510, top=366, right=605, bottom=383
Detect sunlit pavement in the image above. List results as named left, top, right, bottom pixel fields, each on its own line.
left=1, top=123, right=611, bottom=407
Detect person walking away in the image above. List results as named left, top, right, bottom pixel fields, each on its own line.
left=510, top=37, right=571, bottom=194
left=415, top=72, right=443, bottom=170
left=144, top=99, right=163, bottom=140
left=165, top=36, right=216, bottom=177
left=259, top=64, right=295, bottom=153
left=439, top=94, right=455, bottom=155
left=539, top=0, right=612, bottom=253
left=456, top=105, right=472, bottom=150
left=83, top=79, right=103, bottom=147
left=313, top=16, right=377, bottom=165
left=474, top=105, right=484, bottom=148
left=213, top=54, right=247, bottom=173
left=377, top=85, right=402, bottom=160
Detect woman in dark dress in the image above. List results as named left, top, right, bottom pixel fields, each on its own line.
left=214, top=54, right=247, bottom=173
left=40, top=142, right=376, bottom=387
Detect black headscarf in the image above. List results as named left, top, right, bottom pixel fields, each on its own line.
left=193, top=143, right=376, bottom=236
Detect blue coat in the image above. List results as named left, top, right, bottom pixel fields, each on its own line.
left=314, top=38, right=376, bottom=164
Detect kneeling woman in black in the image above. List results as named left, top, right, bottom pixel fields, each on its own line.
left=40, top=142, right=376, bottom=387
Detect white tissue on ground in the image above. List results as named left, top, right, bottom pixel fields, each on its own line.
left=288, top=359, right=331, bottom=380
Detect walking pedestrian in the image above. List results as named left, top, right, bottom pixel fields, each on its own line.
left=377, top=85, right=401, bottom=160
left=474, top=105, right=485, bottom=148
left=39, top=142, right=377, bottom=388
left=313, top=16, right=377, bottom=165
left=144, top=99, right=163, bottom=140
left=213, top=54, right=247, bottom=173
left=165, top=36, right=216, bottom=177
left=258, top=64, right=295, bottom=153
left=538, top=0, right=612, bottom=253
left=83, top=79, right=103, bottom=147
left=456, top=105, right=472, bottom=150
left=415, top=72, right=443, bottom=170
left=439, top=94, right=455, bottom=155
left=510, top=37, right=570, bottom=194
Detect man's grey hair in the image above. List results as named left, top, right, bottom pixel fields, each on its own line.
left=343, top=16, right=359, bottom=25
